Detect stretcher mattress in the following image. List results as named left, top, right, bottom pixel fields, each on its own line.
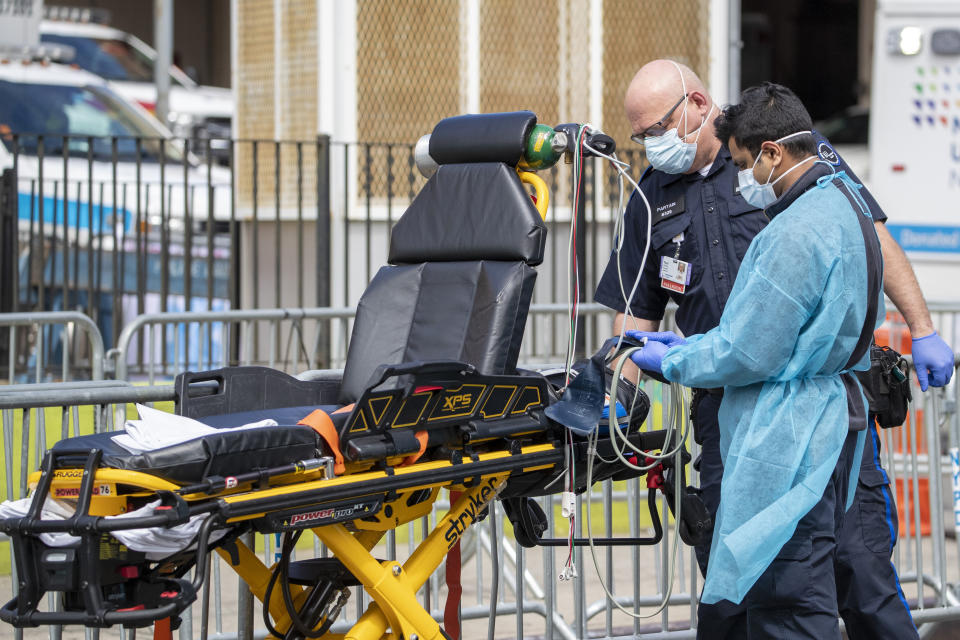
left=50, top=405, right=342, bottom=484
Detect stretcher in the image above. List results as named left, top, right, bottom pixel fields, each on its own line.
left=0, top=112, right=710, bottom=640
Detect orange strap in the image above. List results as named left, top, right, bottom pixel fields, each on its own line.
left=401, top=431, right=429, bottom=467
left=298, top=409, right=345, bottom=475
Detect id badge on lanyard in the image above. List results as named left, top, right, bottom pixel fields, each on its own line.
left=660, top=232, right=692, bottom=294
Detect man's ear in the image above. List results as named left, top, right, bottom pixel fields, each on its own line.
left=688, top=91, right=710, bottom=112
left=760, top=140, right=783, bottom=167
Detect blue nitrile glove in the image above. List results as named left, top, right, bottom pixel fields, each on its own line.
left=624, top=331, right=687, bottom=377
left=912, top=331, right=954, bottom=391
left=629, top=339, right=669, bottom=376
left=624, top=330, right=687, bottom=349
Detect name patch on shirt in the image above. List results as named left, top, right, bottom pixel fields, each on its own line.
left=654, top=195, right=685, bottom=224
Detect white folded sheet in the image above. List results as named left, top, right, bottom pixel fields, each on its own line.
left=112, top=403, right=277, bottom=454
left=0, top=497, right=225, bottom=560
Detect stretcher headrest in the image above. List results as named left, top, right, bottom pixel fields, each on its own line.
left=388, top=162, right=547, bottom=266
left=428, top=111, right=537, bottom=166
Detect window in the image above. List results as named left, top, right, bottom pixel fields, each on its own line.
left=40, top=34, right=184, bottom=87
left=0, top=81, right=185, bottom=162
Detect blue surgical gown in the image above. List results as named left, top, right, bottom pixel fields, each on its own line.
left=660, top=171, right=883, bottom=605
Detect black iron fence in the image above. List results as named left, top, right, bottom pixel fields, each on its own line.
left=0, top=133, right=648, bottom=376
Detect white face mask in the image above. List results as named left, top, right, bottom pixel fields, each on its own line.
left=737, top=131, right=815, bottom=209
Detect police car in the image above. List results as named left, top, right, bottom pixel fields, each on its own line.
left=0, top=57, right=232, bottom=340
left=0, top=57, right=231, bottom=235
left=39, top=11, right=232, bottom=163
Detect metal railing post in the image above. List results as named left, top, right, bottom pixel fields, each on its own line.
left=316, top=135, right=331, bottom=368
left=1, top=169, right=16, bottom=316
left=0, top=170, right=16, bottom=379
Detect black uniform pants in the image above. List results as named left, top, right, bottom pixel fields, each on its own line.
left=691, top=391, right=918, bottom=640
left=835, top=426, right=918, bottom=639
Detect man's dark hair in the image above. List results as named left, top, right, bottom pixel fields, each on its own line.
left=714, top=82, right=816, bottom=157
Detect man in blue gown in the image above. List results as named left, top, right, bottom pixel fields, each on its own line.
left=629, top=83, right=885, bottom=638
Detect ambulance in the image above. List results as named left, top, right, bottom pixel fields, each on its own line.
left=870, top=0, right=960, bottom=302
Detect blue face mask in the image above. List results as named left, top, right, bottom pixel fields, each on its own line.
left=643, top=117, right=702, bottom=174
left=738, top=131, right=815, bottom=209
left=644, top=102, right=717, bottom=175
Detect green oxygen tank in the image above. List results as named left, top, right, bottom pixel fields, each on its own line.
left=518, top=124, right=567, bottom=171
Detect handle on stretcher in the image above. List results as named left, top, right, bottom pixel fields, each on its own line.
left=536, top=488, right=663, bottom=547
left=367, top=360, right=477, bottom=388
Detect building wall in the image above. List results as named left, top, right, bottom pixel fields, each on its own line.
left=356, top=1, right=460, bottom=146
left=235, top=0, right=712, bottom=145
left=479, top=0, right=560, bottom=124
left=233, top=0, right=320, bottom=215
left=603, top=0, right=711, bottom=151
left=232, top=0, right=711, bottom=206
left=232, top=0, right=712, bottom=308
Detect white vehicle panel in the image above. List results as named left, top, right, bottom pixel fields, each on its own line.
left=870, top=0, right=960, bottom=300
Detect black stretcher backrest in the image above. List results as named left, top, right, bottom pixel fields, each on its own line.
left=339, top=157, right=547, bottom=404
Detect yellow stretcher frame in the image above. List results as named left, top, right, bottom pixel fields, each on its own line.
left=214, top=479, right=505, bottom=640
left=24, top=441, right=562, bottom=639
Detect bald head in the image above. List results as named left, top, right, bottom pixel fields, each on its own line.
left=625, top=59, right=721, bottom=172
left=625, top=60, right=707, bottom=119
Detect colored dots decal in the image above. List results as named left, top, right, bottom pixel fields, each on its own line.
left=907, top=65, right=960, bottom=131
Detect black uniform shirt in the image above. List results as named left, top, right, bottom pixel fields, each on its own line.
left=594, top=132, right=886, bottom=336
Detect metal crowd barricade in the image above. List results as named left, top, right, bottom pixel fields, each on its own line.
left=0, top=381, right=177, bottom=640
left=105, top=303, right=623, bottom=383
left=107, top=307, right=358, bottom=383
left=871, top=353, right=960, bottom=636
left=3, top=358, right=960, bottom=639
left=0, top=311, right=106, bottom=383
left=105, top=302, right=663, bottom=386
